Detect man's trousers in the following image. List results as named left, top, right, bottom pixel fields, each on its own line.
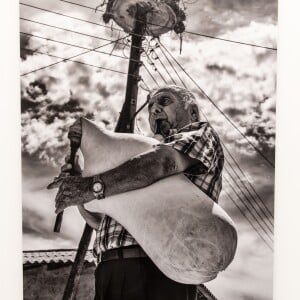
left=94, top=257, right=197, bottom=300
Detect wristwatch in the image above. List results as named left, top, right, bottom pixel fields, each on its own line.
left=92, top=175, right=105, bottom=200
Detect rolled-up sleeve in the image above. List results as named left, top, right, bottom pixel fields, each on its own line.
left=162, top=123, right=219, bottom=171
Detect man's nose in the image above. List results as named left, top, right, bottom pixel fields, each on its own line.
left=150, top=104, right=162, bottom=115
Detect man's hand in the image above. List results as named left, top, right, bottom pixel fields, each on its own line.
left=47, top=175, right=94, bottom=214
left=47, top=153, right=92, bottom=214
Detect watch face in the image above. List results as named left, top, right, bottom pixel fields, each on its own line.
left=93, top=182, right=103, bottom=193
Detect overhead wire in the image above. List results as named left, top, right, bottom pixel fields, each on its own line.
left=20, top=47, right=139, bottom=78
left=143, top=45, right=168, bottom=85
left=223, top=183, right=273, bottom=251
left=224, top=165, right=273, bottom=236
left=143, top=50, right=274, bottom=246
left=20, top=31, right=138, bottom=62
left=154, top=39, right=187, bottom=88
left=221, top=142, right=274, bottom=218
left=223, top=144, right=274, bottom=222
left=21, top=34, right=131, bottom=76
left=20, top=1, right=274, bottom=248
left=158, top=39, right=275, bottom=168
left=20, top=2, right=143, bottom=39
left=145, top=37, right=177, bottom=85
left=59, top=0, right=277, bottom=51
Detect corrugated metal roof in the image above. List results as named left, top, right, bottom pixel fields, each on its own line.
left=23, top=249, right=96, bottom=265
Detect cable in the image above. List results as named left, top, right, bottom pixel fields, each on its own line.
left=60, top=0, right=277, bottom=51
left=21, top=17, right=123, bottom=44
left=223, top=143, right=274, bottom=220
left=21, top=34, right=131, bottom=76
left=223, top=175, right=273, bottom=246
left=158, top=39, right=275, bottom=168
left=20, top=32, right=139, bottom=63
left=143, top=49, right=168, bottom=85
left=20, top=2, right=122, bottom=33
left=20, top=3, right=143, bottom=39
left=145, top=37, right=177, bottom=85
left=224, top=165, right=273, bottom=236
left=155, top=40, right=187, bottom=88
left=144, top=49, right=274, bottom=236
left=223, top=186, right=273, bottom=251
left=20, top=17, right=142, bottom=52
left=20, top=47, right=139, bottom=78
left=222, top=142, right=274, bottom=218
left=142, top=63, right=160, bottom=88
left=60, top=0, right=105, bottom=13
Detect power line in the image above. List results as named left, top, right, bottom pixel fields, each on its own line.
left=20, top=3, right=143, bottom=39
left=20, top=31, right=139, bottom=63
left=143, top=49, right=168, bottom=85
left=224, top=165, right=273, bottom=236
left=158, top=39, right=275, bottom=168
left=142, top=62, right=160, bottom=88
left=20, top=47, right=139, bottom=78
left=60, top=0, right=105, bottom=13
left=21, top=34, right=131, bottom=76
left=20, top=17, right=142, bottom=52
left=147, top=59, right=274, bottom=241
left=20, top=2, right=122, bottom=33
left=223, top=176, right=273, bottom=248
left=145, top=38, right=177, bottom=85
left=154, top=40, right=187, bottom=88
left=223, top=186, right=272, bottom=251
left=223, top=143, right=274, bottom=221
left=21, top=17, right=123, bottom=44
left=222, top=143, right=274, bottom=218
left=59, top=0, right=277, bottom=51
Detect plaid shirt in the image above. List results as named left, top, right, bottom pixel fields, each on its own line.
left=93, top=122, right=224, bottom=260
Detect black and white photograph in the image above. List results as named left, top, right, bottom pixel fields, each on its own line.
left=19, top=1, right=277, bottom=299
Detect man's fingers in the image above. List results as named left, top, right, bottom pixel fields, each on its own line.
left=47, top=178, right=63, bottom=189
left=61, top=163, right=72, bottom=172
left=65, top=154, right=71, bottom=163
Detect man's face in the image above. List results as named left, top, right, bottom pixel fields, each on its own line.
left=148, top=90, right=191, bottom=136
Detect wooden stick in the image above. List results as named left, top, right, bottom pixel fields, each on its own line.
left=61, top=5, right=148, bottom=300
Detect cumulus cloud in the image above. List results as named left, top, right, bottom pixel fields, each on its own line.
left=20, top=2, right=276, bottom=299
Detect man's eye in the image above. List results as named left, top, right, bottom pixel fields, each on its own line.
left=159, top=97, right=170, bottom=106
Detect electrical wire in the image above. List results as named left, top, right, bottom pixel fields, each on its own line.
left=142, top=63, right=160, bottom=88
left=222, top=142, right=274, bottom=218
left=143, top=48, right=168, bottom=85
left=20, top=31, right=139, bottom=63
left=144, top=55, right=274, bottom=243
left=158, top=39, right=275, bottom=168
left=21, top=34, right=131, bottom=76
left=223, top=144, right=274, bottom=222
left=145, top=37, right=177, bottom=85
left=155, top=39, right=187, bottom=88
left=20, top=47, right=138, bottom=77
left=223, top=184, right=273, bottom=251
left=20, top=17, right=142, bottom=52
left=224, top=165, right=273, bottom=236
left=59, top=0, right=277, bottom=51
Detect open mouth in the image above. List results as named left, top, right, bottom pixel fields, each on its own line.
left=154, top=119, right=170, bottom=136
left=155, top=119, right=163, bottom=135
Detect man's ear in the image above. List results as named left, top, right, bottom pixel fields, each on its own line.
left=189, top=104, right=200, bottom=122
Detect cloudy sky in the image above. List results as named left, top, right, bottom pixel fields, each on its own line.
left=20, top=0, right=277, bottom=299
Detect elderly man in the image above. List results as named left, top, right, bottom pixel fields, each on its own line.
left=49, top=85, right=224, bottom=300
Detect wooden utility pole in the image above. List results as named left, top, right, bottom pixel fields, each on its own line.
left=61, top=5, right=149, bottom=300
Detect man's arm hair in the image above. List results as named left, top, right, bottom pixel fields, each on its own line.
left=100, top=145, right=204, bottom=198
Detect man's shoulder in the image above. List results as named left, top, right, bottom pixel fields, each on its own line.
left=179, top=122, right=219, bottom=137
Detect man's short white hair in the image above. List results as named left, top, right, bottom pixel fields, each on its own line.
left=149, top=85, right=196, bottom=106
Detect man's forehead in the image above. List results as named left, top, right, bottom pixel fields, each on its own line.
left=150, top=90, right=177, bottom=101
